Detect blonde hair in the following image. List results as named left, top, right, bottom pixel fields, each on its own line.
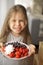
left=0, top=5, right=32, bottom=44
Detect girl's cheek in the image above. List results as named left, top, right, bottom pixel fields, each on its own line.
left=22, top=22, right=27, bottom=27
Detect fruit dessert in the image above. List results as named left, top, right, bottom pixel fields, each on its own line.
left=2, top=42, right=29, bottom=58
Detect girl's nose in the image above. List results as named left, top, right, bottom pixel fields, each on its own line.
left=16, top=21, right=20, bottom=26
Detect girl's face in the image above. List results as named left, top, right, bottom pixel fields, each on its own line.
left=9, top=12, right=27, bottom=35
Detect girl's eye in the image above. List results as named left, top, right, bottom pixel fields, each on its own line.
left=19, top=20, right=24, bottom=22
left=12, top=20, right=16, bottom=22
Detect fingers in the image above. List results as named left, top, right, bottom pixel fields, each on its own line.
left=28, top=44, right=36, bottom=56
left=29, top=44, right=36, bottom=49
left=0, top=43, right=3, bottom=51
left=0, top=43, right=3, bottom=47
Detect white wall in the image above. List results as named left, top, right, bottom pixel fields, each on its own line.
left=0, top=0, right=7, bottom=32
left=0, top=0, right=1, bottom=33
left=7, top=0, right=14, bottom=10
left=15, top=0, right=34, bottom=8
left=0, top=0, right=14, bottom=32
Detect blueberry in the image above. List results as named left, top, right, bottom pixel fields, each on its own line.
left=20, top=44, right=27, bottom=48
left=13, top=42, right=20, bottom=48
left=22, top=45, right=27, bottom=48
left=5, top=42, right=27, bottom=49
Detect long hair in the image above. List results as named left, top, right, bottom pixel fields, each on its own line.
left=0, top=5, right=32, bottom=44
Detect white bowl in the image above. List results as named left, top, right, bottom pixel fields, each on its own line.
left=2, top=41, right=34, bottom=65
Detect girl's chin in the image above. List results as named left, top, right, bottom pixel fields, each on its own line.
left=13, top=29, right=22, bottom=33
left=12, top=30, right=21, bottom=34
left=12, top=32, right=21, bottom=36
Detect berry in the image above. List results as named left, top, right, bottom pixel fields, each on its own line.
left=21, top=54, right=24, bottom=57
left=9, top=52, right=15, bottom=58
left=24, top=52, right=28, bottom=56
left=21, top=45, right=27, bottom=48
left=24, top=48, right=29, bottom=52
left=15, top=47, right=19, bottom=51
left=13, top=42, right=20, bottom=48
left=23, top=49, right=26, bottom=54
left=15, top=54, right=20, bottom=58
left=19, top=48, right=23, bottom=53
left=15, top=51, right=21, bottom=56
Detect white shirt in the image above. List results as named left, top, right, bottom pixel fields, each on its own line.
left=7, top=33, right=24, bottom=43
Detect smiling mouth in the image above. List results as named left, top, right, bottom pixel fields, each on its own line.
left=13, top=26, right=21, bottom=29
left=13, top=27, right=21, bottom=30
left=15, top=28, right=21, bottom=31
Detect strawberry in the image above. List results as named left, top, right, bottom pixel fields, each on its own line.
left=15, top=51, right=21, bottom=56
left=19, top=48, right=23, bottom=53
left=24, top=52, right=28, bottom=56
left=9, top=52, right=15, bottom=58
left=24, top=48, right=29, bottom=52
left=23, top=48, right=26, bottom=54
left=21, top=54, right=24, bottom=57
left=15, top=47, right=19, bottom=51
left=15, top=54, right=20, bottom=58
left=15, top=51, right=21, bottom=58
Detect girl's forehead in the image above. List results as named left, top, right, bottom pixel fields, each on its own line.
left=11, top=12, right=25, bottom=19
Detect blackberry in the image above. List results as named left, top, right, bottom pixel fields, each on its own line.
left=22, top=45, right=27, bottom=48
left=5, top=42, right=27, bottom=49
left=14, top=42, right=20, bottom=48
left=20, top=44, right=27, bottom=48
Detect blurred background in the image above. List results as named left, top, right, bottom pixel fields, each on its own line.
left=0, top=0, right=43, bottom=47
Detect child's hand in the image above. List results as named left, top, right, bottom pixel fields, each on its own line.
left=0, top=42, right=3, bottom=51
left=28, top=44, right=36, bottom=56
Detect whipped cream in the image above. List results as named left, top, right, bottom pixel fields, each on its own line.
left=5, top=45, right=14, bottom=54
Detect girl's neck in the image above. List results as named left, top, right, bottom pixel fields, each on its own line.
left=11, top=31, right=23, bottom=37
left=10, top=31, right=27, bottom=43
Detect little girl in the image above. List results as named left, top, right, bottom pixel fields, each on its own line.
left=0, top=5, right=35, bottom=65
